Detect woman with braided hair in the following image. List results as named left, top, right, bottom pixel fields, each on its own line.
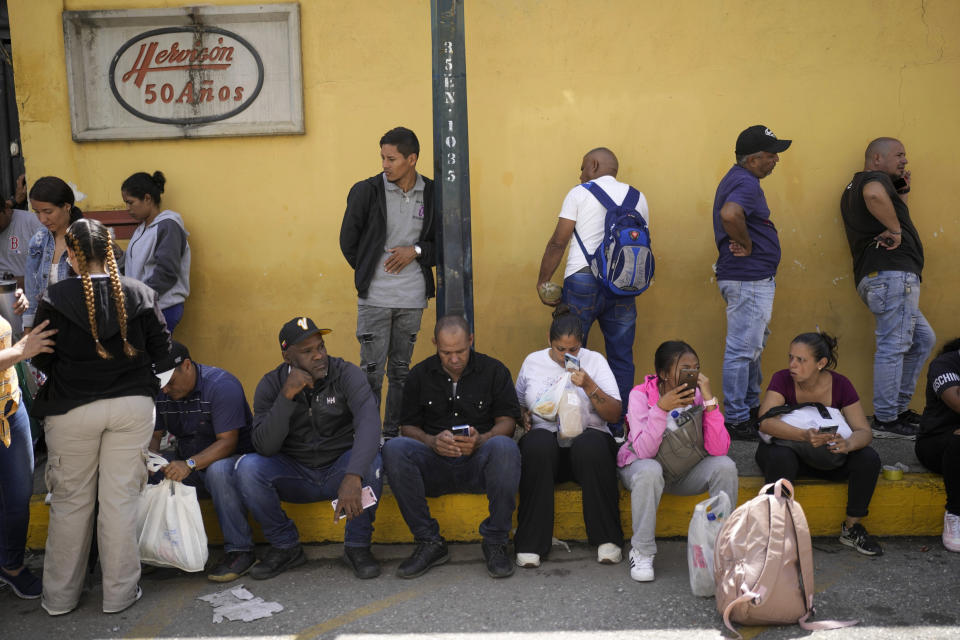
left=30, top=218, right=170, bottom=616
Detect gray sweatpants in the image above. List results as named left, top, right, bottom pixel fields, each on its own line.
left=618, top=455, right=739, bottom=556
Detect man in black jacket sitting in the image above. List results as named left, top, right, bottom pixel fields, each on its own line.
left=339, top=126, right=436, bottom=440
left=236, top=317, right=383, bottom=580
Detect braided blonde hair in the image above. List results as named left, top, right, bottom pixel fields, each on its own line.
left=66, top=219, right=138, bottom=359
left=105, top=238, right=137, bottom=357
left=67, top=231, right=111, bottom=359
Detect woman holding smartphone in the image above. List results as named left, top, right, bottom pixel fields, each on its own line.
left=755, top=331, right=882, bottom=556
left=617, top=340, right=737, bottom=582
left=514, top=305, right=623, bottom=569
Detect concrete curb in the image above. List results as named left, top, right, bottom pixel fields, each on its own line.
left=25, top=473, right=946, bottom=548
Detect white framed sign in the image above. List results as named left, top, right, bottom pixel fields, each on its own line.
left=63, top=4, right=303, bottom=140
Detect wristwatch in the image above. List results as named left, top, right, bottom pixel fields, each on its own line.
left=186, top=458, right=197, bottom=470
left=413, top=243, right=422, bottom=257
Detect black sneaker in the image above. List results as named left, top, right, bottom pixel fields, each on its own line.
left=249, top=545, right=307, bottom=580
left=208, top=550, right=257, bottom=583
left=898, top=409, right=922, bottom=428
left=396, top=539, right=449, bottom=579
left=871, top=416, right=919, bottom=440
left=343, top=546, right=381, bottom=579
left=726, top=420, right=758, bottom=441
left=839, top=522, right=883, bottom=556
left=0, top=565, right=42, bottom=599
left=481, top=541, right=515, bottom=579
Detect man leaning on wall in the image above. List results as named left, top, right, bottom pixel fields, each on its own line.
left=339, top=127, right=437, bottom=440
left=536, top=147, right=649, bottom=435
left=840, top=137, right=935, bottom=439
left=712, top=125, right=791, bottom=441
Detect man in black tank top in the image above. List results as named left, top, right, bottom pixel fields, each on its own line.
left=840, top=137, right=936, bottom=439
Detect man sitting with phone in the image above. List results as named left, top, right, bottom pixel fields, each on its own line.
left=235, top=317, right=384, bottom=580
left=382, top=315, right=522, bottom=579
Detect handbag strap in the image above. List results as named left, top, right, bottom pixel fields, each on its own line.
left=759, top=402, right=831, bottom=422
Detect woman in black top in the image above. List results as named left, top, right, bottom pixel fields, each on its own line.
left=31, top=219, right=169, bottom=616
left=916, top=337, right=960, bottom=553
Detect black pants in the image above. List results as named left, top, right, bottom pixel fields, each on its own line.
left=755, top=441, right=880, bottom=518
left=915, top=430, right=960, bottom=515
left=514, top=428, right=623, bottom=556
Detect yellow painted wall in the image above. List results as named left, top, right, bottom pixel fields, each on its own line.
left=10, top=0, right=960, bottom=413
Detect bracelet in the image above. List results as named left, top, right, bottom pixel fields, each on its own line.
left=703, top=397, right=718, bottom=407
left=896, top=187, right=910, bottom=195
left=888, top=229, right=902, bottom=235
left=589, top=386, right=600, bottom=398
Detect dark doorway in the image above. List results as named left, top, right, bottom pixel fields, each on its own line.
left=0, top=1, right=24, bottom=204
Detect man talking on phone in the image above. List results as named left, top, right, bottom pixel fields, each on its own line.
left=382, top=315, right=522, bottom=579
left=713, top=125, right=791, bottom=441
left=840, top=138, right=934, bottom=439
left=235, top=317, right=383, bottom=580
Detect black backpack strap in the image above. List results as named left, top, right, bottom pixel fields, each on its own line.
left=759, top=402, right=830, bottom=422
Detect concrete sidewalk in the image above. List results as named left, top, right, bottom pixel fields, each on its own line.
left=3, top=537, right=958, bottom=639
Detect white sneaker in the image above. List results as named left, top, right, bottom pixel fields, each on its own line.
left=943, top=512, right=960, bottom=553
left=516, top=552, right=541, bottom=568
left=597, top=543, right=622, bottom=564
left=628, top=548, right=655, bottom=582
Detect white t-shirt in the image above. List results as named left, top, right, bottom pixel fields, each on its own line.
left=515, top=347, right=620, bottom=437
left=559, top=174, right=649, bottom=279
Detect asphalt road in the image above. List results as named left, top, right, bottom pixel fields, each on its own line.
left=2, top=536, right=958, bottom=640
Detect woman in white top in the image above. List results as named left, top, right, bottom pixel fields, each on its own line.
left=514, top=305, right=623, bottom=568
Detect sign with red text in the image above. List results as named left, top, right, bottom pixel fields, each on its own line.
left=63, top=5, right=302, bottom=140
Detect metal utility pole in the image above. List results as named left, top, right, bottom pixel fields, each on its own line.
left=431, top=0, right=474, bottom=333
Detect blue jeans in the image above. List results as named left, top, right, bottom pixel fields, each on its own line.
left=382, top=435, right=520, bottom=545
left=0, top=404, right=33, bottom=569
left=162, top=303, right=184, bottom=335
left=562, top=272, right=636, bottom=422
left=857, top=271, right=936, bottom=422
left=236, top=450, right=382, bottom=549
left=718, top=278, right=775, bottom=423
left=177, top=455, right=253, bottom=553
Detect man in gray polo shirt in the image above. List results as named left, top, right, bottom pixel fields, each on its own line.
left=340, top=127, right=437, bottom=439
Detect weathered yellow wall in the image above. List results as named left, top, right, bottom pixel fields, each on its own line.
left=10, top=0, right=960, bottom=412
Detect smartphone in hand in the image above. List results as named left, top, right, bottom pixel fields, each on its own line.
left=450, top=424, right=471, bottom=437
left=677, top=367, right=699, bottom=392
left=332, top=486, right=378, bottom=520
left=564, top=353, right=580, bottom=371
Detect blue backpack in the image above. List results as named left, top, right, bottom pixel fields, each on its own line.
left=573, top=182, right=655, bottom=296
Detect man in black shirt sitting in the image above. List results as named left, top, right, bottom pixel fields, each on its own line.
left=237, top=317, right=383, bottom=580
left=382, top=315, right=521, bottom=579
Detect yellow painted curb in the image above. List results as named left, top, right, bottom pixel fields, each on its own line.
left=26, top=473, right=946, bottom=548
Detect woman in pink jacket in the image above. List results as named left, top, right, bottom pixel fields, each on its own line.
left=617, top=341, right=738, bottom=583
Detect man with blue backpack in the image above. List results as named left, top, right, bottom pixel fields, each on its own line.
left=536, top=147, right=653, bottom=433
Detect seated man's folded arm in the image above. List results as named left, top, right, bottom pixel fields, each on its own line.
left=250, top=372, right=295, bottom=456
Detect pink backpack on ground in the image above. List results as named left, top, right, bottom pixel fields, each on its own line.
left=713, top=479, right=858, bottom=638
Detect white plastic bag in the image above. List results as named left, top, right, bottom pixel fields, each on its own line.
left=532, top=371, right=571, bottom=421
left=557, top=389, right=584, bottom=439
left=137, top=453, right=209, bottom=572
left=687, top=490, right=731, bottom=596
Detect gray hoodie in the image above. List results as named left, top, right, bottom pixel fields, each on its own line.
left=124, top=209, right=191, bottom=310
